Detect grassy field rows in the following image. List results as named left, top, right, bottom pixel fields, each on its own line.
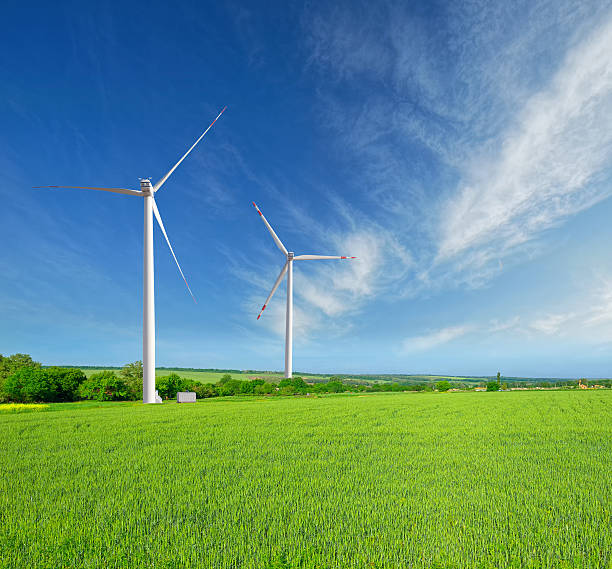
left=0, top=391, right=610, bottom=568
left=81, top=368, right=256, bottom=383
left=78, top=368, right=503, bottom=385
left=80, top=368, right=333, bottom=384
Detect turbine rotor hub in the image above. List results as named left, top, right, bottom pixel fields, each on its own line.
left=140, top=179, right=153, bottom=195
left=287, top=251, right=294, bottom=259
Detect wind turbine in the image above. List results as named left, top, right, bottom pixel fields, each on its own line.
left=252, top=202, right=355, bottom=378
left=35, top=107, right=226, bottom=403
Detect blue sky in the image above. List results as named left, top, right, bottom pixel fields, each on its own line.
left=2, top=0, right=612, bottom=377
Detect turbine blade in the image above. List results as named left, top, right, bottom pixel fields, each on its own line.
left=33, top=185, right=142, bottom=197
left=294, top=255, right=357, bottom=260
left=252, top=202, right=288, bottom=256
left=257, top=261, right=288, bottom=320
left=151, top=197, right=197, bottom=303
left=153, top=106, right=227, bottom=193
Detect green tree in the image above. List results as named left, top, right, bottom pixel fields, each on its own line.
left=156, top=373, right=194, bottom=400
left=217, top=379, right=241, bottom=396
left=46, top=367, right=86, bottom=401
left=325, top=380, right=346, bottom=393
left=0, top=354, right=42, bottom=399
left=120, top=361, right=143, bottom=399
left=219, top=374, right=233, bottom=384
left=497, top=371, right=501, bottom=388
left=486, top=381, right=500, bottom=392
left=2, top=366, right=86, bottom=403
left=3, top=367, right=55, bottom=402
left=239, top=380, right=262, bottom=395
left=436, top=380, right=452, bottom=392
left=290, top=377, right=308, bottom=392
left=0, top=353, right=41, bottom=377
left=78, top=371, right=130, bottom=401
left=254, top=382, right=275, bottom=395
left=192, top=383, right=218, bottom=398
left=278, top=378, right=308, bottom=393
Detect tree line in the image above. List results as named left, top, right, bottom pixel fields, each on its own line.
left=0, top=354, right=435, bottom=403
left=1, top=353, right=609, bottom=403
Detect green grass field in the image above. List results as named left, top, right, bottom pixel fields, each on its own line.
left=75, top=367, right=602, bottom=387
left=81, top=368, right=254, bottom=383
left=80, top=368, right=324, bottom=384
left=1, top=391, right=610, bottom=568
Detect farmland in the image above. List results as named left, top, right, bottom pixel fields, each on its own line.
left=76, top=366, right=588, bottom=387
left=79, top=367, right=333, bottom=384
left=1, top=391, right=610, bottom=568
left=80, top=367, right=256, bottom=383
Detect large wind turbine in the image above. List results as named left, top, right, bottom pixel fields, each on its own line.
left=35, top=107, right=226, bottom=403
left=252, top=202, right=355, bottom=378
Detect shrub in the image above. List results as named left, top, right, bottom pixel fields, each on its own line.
left=0, top=353, right=41, bottom=380
left=254, top=382, right=275, bottom=395
left=156, top=374, right=194, bottom=400
left=2, top=366, right=87, bottom=403
left=217, top=379, right=242, bottom=397
left=120, top=361, right=143, bottom=400
left=279, top=378, right=308, bottom=393
left=238, top=380, right=257, bottom=395
left=192, top=383, right=218, bottom=399
left=0, top=354, right=42, bottom=401
left=3, top=368, right=55, bottom=403
left=78, top=371, right=130, bottom=401
left=46, top=367, right=86, bottom=401
left=326, top=381, right=346, bottom=393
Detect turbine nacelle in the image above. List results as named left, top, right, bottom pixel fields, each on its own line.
left=140, top=179, right=153, bottom=195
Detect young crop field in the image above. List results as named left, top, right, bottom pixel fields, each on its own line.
left=0, top=391, right=610, bottom=568
left=77, top=367, right=500, bottom=386
left=80, top=368, right=253, bottom=383
left=80, top=368, right=329, bottom=384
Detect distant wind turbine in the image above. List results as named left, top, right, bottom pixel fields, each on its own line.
left=252, top=202, right=355, bottom=378
left=35, top=107, right=227, bottom=403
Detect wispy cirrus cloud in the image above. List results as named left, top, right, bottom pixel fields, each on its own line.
left=401, top=325, right=473, bottom=353
left=229, top=188, right=412, bottom=341
left=227, top=1, right=612, bottom=361
left=302, top=1, right=612, bottom=292
left=488, top=316, right=521, bottom=334
left=414, top=274, right=612, bottom=350
left=526, top=277, right=612, bottom=340
left=529, top=313, right=576, bottom=336
left=437, top=16, right=612, bottom=270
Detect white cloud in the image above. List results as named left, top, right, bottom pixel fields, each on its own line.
left=303, top=2, right=612, bottom=293
left=529, top=313, right=575, bottom=336
left=489, top=316, right=521, bottom=333
left=398, top=272, right=612, bottom=353
left=437, top=17, right=612, bottom=269
left=583, top=280, right=612, bottom=327
left=225, top=186, right=412, bottom=346
left=401, top=325, right=472, bottom=353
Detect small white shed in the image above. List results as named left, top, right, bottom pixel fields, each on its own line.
left=177, top=391, right=196, bottom=403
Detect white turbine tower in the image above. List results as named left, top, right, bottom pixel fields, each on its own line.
left=252, top=202, right=356, bottom=378
left=36, top=107, right=226, bottom=403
